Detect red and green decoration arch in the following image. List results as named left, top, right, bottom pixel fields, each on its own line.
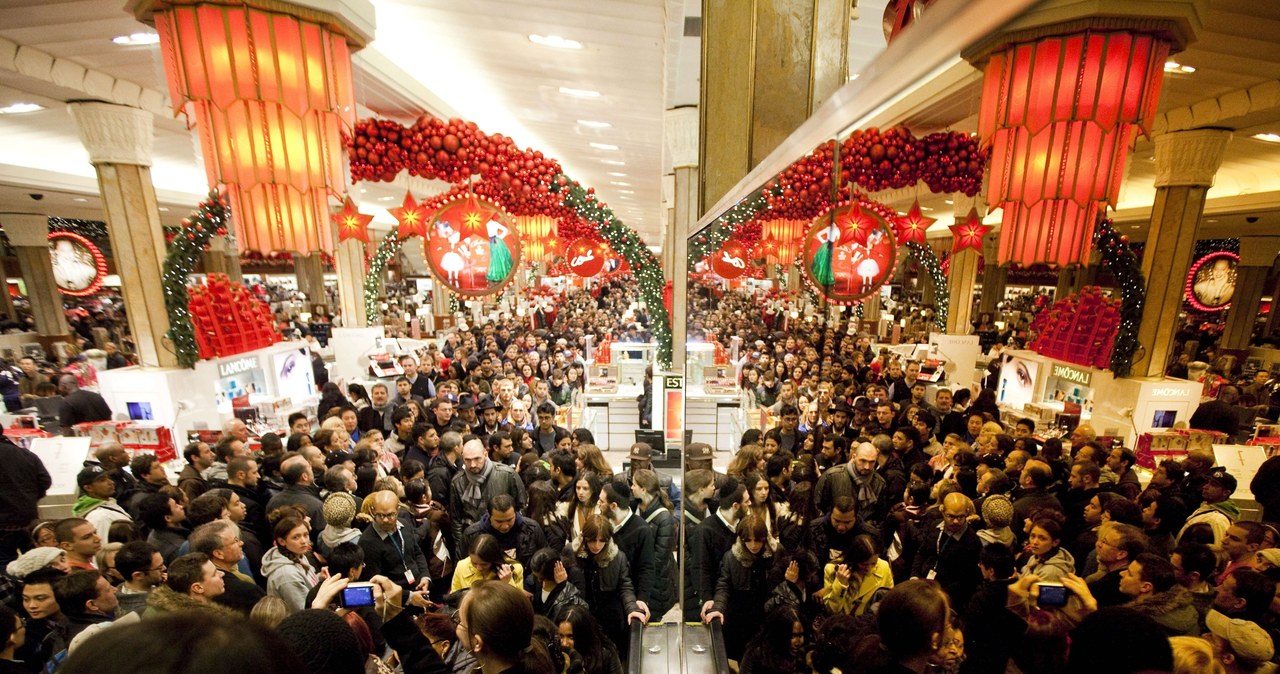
left=687, top=128, right=985, bottom=329
left=348, top=114, right=673, bottom=366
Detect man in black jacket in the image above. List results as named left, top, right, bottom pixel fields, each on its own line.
left=964, top=543, right=1024, bottom=674
left=599, top=482, right=655, bottom=622
left=0, top=435, right=51, bottom=567
left=265, top=455, right=326, bottom=540
left=460, top=494, right=546, bottom=571
left=360, top=490, right=431, bottom=593
left=693, top=481, right=750, bottom=620
left=911, top=492, right=983, bottom=607
left=57, top=374, right=112, bottom=434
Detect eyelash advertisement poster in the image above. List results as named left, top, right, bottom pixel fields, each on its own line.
left=998, top=356, right=1040, bottom=410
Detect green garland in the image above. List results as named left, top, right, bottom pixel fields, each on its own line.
left=907, top=242, right=949, bottom=331
left=1093, top=219, right=1145, bottom=377
left=687, top=194, right=768, bottom=269
left=162, top=191, right=229, bottom=368
left=364, top=229, right=403, bottom=325
left=552, top=176, right=673, bottom=367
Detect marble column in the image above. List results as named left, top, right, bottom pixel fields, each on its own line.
left=1220, top=237, right=1280, bottom=349
left=979, top=236, right=1006, bottom=315
left=1132, top=129, right=1231, bottom=378
left=946, top=197, right=987, bottom=334
left=666, top=107, right=698, bottom=370
left=2, top=214, right=69, bottom=338
left=293, top=253, right=326, bottom=310
left=202, top=236, right=242, bottom=284
left=699, top=0, right=850, bottom=214
left=67, top=102, right=176, bottom=368
left=334, top=239, right=367, bottom=328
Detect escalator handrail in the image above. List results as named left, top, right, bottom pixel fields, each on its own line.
left=707, top=618, right=731, bottom=674
left=626, top=619, right=645, bottom=674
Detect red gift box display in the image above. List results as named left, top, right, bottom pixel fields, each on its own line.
left=1028, top=286, right=1120, bottom=370
left=188, top=274, right=282, bottom=359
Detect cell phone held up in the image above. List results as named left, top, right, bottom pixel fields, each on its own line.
left=1037, top=581, right=1070, bottom=607
left=340, top=582, right=376, bottom=608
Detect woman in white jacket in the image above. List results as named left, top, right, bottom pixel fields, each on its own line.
left=261, top=516, right=320, bottom=614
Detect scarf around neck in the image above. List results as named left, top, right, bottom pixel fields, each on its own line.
left=462, top=458, right=494, bottom=508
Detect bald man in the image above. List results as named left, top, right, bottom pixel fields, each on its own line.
left=94, top=443, right=138, bottom=501
left=449, top=438, right=526, bottom=550
left=358, top=490, right=431, bottom=592
left=911, top=492, right=983, bottom=606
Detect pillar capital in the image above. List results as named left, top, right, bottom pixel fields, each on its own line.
left=1238, top=236, right=1280, bottom=267
left=665, top=107, right=699, bottom=170
left=952, top=194, right=988, bottom=219
left=1153, top=128, right=1231, bottom=189
left=0, top=214, right=49, bottom=248
left=67, top=101, right=154, bottom=167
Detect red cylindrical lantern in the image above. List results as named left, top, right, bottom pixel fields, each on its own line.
left=150, top=0, right=359, bottom=255
left=978, top=29, right=1169, bottom=266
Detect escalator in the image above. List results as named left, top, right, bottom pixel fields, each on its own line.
left=624, top=620, right=729, bottom=674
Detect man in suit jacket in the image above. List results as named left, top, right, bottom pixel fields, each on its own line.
left=911, top=492, right=983, bottom=607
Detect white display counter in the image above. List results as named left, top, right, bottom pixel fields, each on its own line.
left=97, top=340, right=319, bottom=442
left=993, top=349, right=1201, bottom=447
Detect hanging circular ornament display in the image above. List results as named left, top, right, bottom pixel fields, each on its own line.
left=800, top=205, right=898, bottom=305
left=710, top=239, right=750, bottom=280
left=566, top=238, right=606, bottom=278
left=424, top=194, right=521, bottom=297
left=1184, top=250, right=1238, bottom=312
left=48, top=231, right=108, bottom=297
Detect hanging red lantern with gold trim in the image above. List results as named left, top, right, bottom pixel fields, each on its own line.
left=977, top=29, right=1170, bottom=266
left=142, top=0, right=362, bottom=256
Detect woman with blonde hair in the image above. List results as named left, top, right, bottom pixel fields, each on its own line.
left=1168, top=635, right=1225, bottom=674
left=574, top=444, right=613, bottom=480
left=726, top=444, right=763, bottom=480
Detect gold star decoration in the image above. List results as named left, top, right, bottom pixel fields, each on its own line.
left=389, top=191, right=428, bottom=239
left=949, top=208, right=992, bottom=255
left=334, top=196, right=373, bottom=244
left=894, top=199, right=936, bottom=246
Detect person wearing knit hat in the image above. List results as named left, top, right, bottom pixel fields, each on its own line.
left=5, top=547, right=68, bottom=580
left=317, top=494, right=360, bottom=560
left=978, top=495, right=1017, bottom=548
left=1254, top=547, right=1280, bottom=571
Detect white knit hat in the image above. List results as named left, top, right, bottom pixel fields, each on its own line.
left=5, top=547, right=65, bottom=579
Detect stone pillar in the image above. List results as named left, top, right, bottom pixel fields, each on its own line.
left=1054, top=266, right=1078, bottom=301
left=294, top=253, right=326, bottom=310
left=699, top=0, right=850, bottom=214
left=1132, top=129, right=1231, bottom=378
left=334, top=239, right=367, bottom=328
left=979, top=236, right=1006, bottom=315
left=1220, top=237, right=1280, bottom=349
left=946, top=197, right=987, bottom=334
left=1, top=214, right=69, bottom=337
left=666, top=107, right=698, bottom=370
left=67, top=102, right=177, bottom=368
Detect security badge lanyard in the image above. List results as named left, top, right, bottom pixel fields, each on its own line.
left=388, top=525, right=415, bottom=585
left=927, top=529, right=952, bottom=580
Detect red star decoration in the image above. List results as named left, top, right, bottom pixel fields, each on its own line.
left=456, top=195, right=492, bottom=241
left=894, top=199, right=936, bottom=246
left=836, top=206, right=880, bottom=246
left=334, top=196, right=373, bottom=244
left=389, top=191, right=428, bottom=239
left=949, top=208, right=991, bottom=255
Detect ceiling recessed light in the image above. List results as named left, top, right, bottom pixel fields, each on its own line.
left=1129, top=225, right=1140, bottom=230
left=589, top=142, right=618, bottom=151
left=610, top=181, right=630, bottom=186
left=847, top=73, right=860, bottom=81
left=1163, top=61, right=1195, bottom=74
left=158, top=207, right=169, bottom=212
left=359, top=188, right=368, bottom=194
left=1206, top=219, right=1219, bottom=223
left=943, top=199, right=954, bottom=205
left=379, top=196, right=395, bottom=201
left=112, top=32, right=160, bottom=46
left=618, top=190, right=635, bottom=194
left=1252, top=133, right=1280, bottom=143
left=601, top=159, right=625, bottom=166
left=72, top=197, right=88, bottom=202
left=577, top=120, right=611, bottom=129
left=607, top=172, right=627, bottom=177
left=0, top=102, right=43, bottom=115
left=559, top=87, right=600, bottom=98
left=529, top=34, right=582, bottom=50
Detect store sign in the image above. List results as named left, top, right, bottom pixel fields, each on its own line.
left=566, top=239, right=606, bottom=278
left=219, top=356, right=260, bottom=378
left=1151, top=387, right=1187, bottom=397
left=1052, top=364, right=1092, bottom=386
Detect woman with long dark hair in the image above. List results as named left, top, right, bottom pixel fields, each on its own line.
left=558, top=472, right=602, bottom=551
left=566, top=514, right=644, bottom=659
left=704, top=515, right=776, bottom=662
left=557, top=605, right=623, bottom=674
left=738, top=604, right=807, bottom=674
left=631, top=468, right=677, bottom=618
